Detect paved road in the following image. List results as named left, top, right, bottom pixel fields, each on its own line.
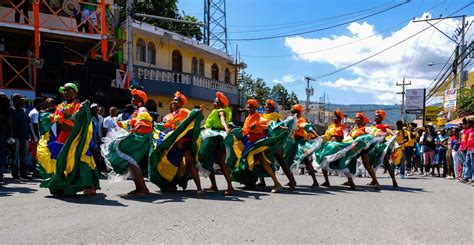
left=1, top=172, right=472, bottom=244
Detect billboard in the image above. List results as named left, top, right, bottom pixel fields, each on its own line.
left=405, top=89, right=425, bottom=114
left=424, top=106, right=443, bottom=125
left=444, top=88, right=457, bottom=110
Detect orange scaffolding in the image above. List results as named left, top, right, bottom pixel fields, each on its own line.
left=0, top=0, right=112, bottom=89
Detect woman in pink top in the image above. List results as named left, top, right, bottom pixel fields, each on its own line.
left=459, top=117, right=474, bottom=182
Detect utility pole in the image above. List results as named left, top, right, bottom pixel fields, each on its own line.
left=126, top=0, right=134, bottom=80
left=304, top=76, right=314, bottom=115
left=459, top=15, right=466, bottom=88
left=397, top=77, right=411, bottom=122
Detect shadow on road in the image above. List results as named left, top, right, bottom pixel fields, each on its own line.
left=47, top=193, right=128, bottom=207
left=119, top=189, right=271, bottom=204
left=0, top=186, right=38, bottom=197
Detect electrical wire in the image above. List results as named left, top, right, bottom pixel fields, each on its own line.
left=228, top=1, right=411, bottom=42
left=281, top=2, right=473, bottom=90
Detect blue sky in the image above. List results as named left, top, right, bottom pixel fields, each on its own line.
left=178, top=0, right=474, bottom=105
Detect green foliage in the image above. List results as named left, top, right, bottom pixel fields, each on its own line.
left=239, top=73, right=298, bottom=109
left=120, top=0, right=203, bottom=41
left=457, top=87, right=474, bottom=116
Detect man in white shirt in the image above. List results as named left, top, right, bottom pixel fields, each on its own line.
left=103, top=106, right=118, bottom=136
left=29, top=97, right=45, bottom=178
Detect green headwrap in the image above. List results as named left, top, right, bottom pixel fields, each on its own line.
left=59, top=83, right=78, bottom=94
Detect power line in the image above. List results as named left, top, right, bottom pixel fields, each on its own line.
left=282, top=2, right=473, bottom=89
left=228, top=0, right=411, bottom=42
left=227, top=1, right=397, bottom=28
left=240, top=0, right=447, bottom=58
left=228, top=1, right=399, bottom=34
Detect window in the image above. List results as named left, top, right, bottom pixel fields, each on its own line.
left=198, top=59, right=205, bottom=77
left=171, top=50, right=182, bottom=72
left=225, top=68, right=231, bottom=83
left=136, top=39, right=146, bottom=62
left=147, top=42, right=156, bottom=65
left=191, top=57, right=198, bottom=75
left=211, top=64, right=219, bottom=80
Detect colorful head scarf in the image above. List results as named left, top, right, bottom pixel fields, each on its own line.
left=355, top=112, right=370, bottom=125
left=334, top=109, right=345, bottom=119
left=174, top=91, right=187, bottom=106
left=291, top=104, right=303, bottom=115
left=246, top=99, right=258, bottom=108
left=131, top=89, right=148, bottom=103
left=266, top=99, right=277, bottom=110
left=216, top=92, right=229, bottom=107
left=375, top=110, right=386, bottom=120
left=59, top=83, right=78, bottom=94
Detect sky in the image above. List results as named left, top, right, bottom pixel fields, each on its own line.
left=178, top=0, right=474, bottom=105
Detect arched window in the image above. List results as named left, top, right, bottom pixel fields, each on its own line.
left=172, top=50, right=182, bottom=72
left=136, top=39, right=146, bottom=62
left=147, top=42, right=156, bottom=65
left=191, top=57, right=198, bottom=75
left=198, top=59, right=205, bottom=77
left=211, top=64, right=219, bottom=80
left=225, top=68, right=231, bottom=83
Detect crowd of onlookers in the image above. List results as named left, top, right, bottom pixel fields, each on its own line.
left=0, top=92, right=142, bottom=187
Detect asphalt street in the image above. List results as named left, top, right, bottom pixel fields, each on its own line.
left=1, top=172, right=472, bottom=244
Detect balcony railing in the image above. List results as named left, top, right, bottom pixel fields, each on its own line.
left=0, top=1, right=113, bottom=37
left=135, top=66, right=238, bottom=94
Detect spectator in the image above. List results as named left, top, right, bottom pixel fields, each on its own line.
left=420, top=124, right=436, bottom=177
left=102, top=106, right=118, bottom=136
left=81, top=0, right=97, bottom=34
left=0, top=93, right=13, bottom=186
left=404, top=123, right=417, bottom=176
left=434, top=129, right=448, bottom=177
left=10, top=94, right=31, bottom=180
left=459, top=117, right=473, bottom=183
left=12, top=0, right=29, bottom=24
left=28, top=97, right=46, bottom=177
left=451, top=127, right=461, bottom=180
left=394, top=120, right=409, bottom=179
left=90, top=103, right=106, bottom=174
left=45, top=98, right=58, bottom=137
left=117, top=104, right=134, bottom=121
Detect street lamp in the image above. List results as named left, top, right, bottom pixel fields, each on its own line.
left=427, top=62, right=444, bottom=67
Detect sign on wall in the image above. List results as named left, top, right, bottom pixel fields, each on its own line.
left=405, top=89, right=425, bottom=114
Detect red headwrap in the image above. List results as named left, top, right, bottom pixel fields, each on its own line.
left=355, top=112, right=370, bottom=125
left=216, top=91, right=229, bottom=107
left=291, top=104, right=303, bottom=115
left=334, top=109, right=345, bottom=119
left=266, top=99, right=277, bottom=110
left=375, top=110, right=386, bottom=120
left=246, top=99, right=258, bottom=108
left=131, top=89, right=148, bottom=103
left=174, top=91, right=187, bottom=106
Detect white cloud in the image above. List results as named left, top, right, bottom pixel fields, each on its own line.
left=273, top=74, right=297, bottom=84
left=284, top=13, right=474, bottom=104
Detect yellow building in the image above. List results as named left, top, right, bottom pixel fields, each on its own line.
left=123, top=22, right=241, bottom=119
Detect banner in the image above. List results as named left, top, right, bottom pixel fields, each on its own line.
left=443, top=88, right=457, bottom=110
left=424, top=106, right=443, bottom=125
left=405, top=89, right=425, bottom=114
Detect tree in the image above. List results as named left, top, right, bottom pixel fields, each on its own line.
left=457, top=87, right=473, bottom=116
left=121, top=0, right=203, bottom=41
left=287, top=91, right=299, bottom=109
left=239, top=73, right=257, bottom=99
left=270, top=83, right=289, bottom=109
left=254, top=78, right=271, bottom=106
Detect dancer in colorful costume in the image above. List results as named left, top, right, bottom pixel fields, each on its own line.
left=101, top=88, right=152, bottom=196
left=259, top=99, right=297, bottom=191
left=344, top=112, right=382, bottom=189
left=37, top=83, right=100, bottom=195
left=316, top=109, right=357, bottom=190
left=149, top=92, right=204, bottom=195
left=368, top=110, right=398, bottom=188
left=283, top=104, right=320, bottom=189
left=197, top=92, right=235, bottom=196
left=232, top=99, right=283, bottom=193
